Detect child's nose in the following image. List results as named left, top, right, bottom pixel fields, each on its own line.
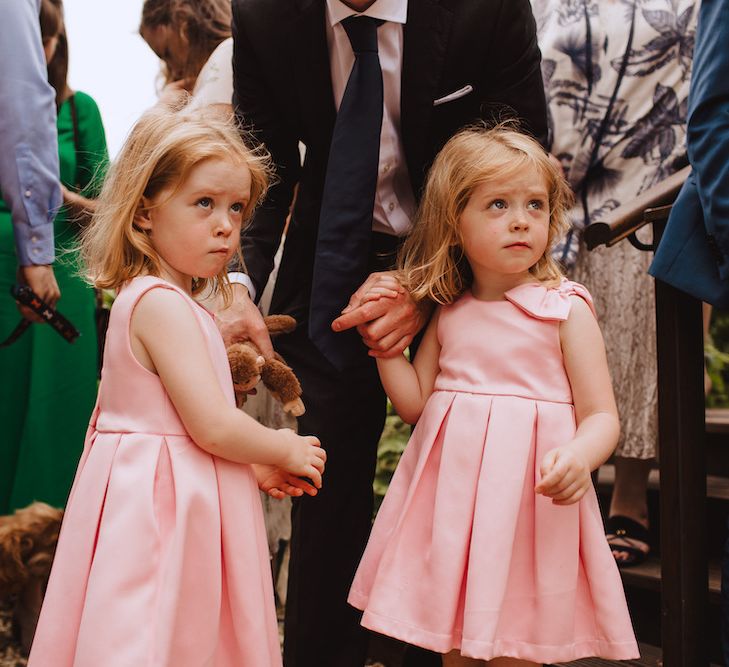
left=215, top=212, right=234, bottom=236
left=510, top=210, right=530, bottom=230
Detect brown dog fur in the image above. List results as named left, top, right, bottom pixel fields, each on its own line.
left=0, top=503, right=63, bottom=657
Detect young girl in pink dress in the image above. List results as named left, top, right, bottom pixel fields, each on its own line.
left=348, top=127, right=639, bottom=666
left=28, top=108, right=326, bottom=667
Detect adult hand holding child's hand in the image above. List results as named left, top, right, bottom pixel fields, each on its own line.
left=331, top=271, right=428, bottom=358
left=535, top=445, right=591, bottom=505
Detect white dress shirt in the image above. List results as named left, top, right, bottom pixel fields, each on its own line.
left=235, top=0, right=416, bottom=300
left=190, top=38, right=234, bottom=109
left=325, top=0, right=416, bottom=237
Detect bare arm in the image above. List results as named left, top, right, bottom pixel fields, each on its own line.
left=131, top=288, right=324, bottom=485
left=376, top=309, right=441, bottom=425
left=535, top=296, right=620, bottom=504
left=61, top=185, right=96, bottom=227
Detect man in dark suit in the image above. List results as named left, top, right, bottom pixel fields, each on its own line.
left=650, top=0, right=729, bottom=663
left=229, top=1, right=547, bottom=664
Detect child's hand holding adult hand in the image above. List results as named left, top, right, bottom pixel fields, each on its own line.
left=252, top=463, right=319, bottom=499
left=535, top=445, right=591, bottom=505
left=278, top=429, right=326, bottom=488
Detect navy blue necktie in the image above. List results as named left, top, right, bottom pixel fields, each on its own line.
left=309, top=16, right=384, bottom=370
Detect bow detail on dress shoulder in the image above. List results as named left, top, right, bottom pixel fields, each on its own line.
left=504, top=279, right=596, bottom=321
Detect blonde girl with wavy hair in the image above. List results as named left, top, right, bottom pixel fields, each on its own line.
left=348, top=126, right=638, bottom=666
left=28, top=108, right=325, bottom=667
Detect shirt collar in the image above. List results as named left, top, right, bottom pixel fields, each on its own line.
left=326, top=0, right=407, bottom=28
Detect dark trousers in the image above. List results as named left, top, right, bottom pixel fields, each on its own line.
left=277, top=234, right=397, bottom=667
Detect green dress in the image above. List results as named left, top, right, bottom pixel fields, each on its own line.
left=0, top=91, right=108, bottom=513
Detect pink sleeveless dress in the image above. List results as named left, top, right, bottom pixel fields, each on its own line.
left=28, top=276, right=282, bottom=667
left=348, top=280, right=639, bottom=663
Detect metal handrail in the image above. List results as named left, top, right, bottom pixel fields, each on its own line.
left=584, top=165, right=690, bottom=250
left=580, top=164, right=707, bottom=665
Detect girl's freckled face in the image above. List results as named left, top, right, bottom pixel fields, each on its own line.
left=458, top=165, right=551, bottom=280
left=137, top=158, right=251, bottom=288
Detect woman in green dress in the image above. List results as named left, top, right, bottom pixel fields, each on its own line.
left=0, top=0, right=108, bottom=513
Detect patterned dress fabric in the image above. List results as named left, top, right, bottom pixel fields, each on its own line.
left=349, top=281, right=638, bottom=663
left=533, top=0, right=697, bottom=458
left=28, top=277, right=282, bottom=667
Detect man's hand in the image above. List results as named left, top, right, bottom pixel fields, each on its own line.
left=216, top=283, right=274, bottom=356
left=17, top=265, right=60, bottom=322
left=215, top=283, right=274, bottom=406
left=331, top=272, right=430, bottom=358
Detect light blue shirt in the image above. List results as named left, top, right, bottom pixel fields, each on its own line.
left=0, top=0, right=61, bottom=265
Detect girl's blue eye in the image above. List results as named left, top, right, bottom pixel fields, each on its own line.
left=231, top=202, right=243, bottom=213
left=197, top=197, right=212, bottom=208
left=489, top=199, right=507, bottom=210
left=527, top=199, right=544, bottom=210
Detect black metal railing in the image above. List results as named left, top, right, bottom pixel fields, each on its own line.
left=584, top=165, right=708, bottom=667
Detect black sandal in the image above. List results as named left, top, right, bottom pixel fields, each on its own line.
left=605, top=515, right=650, bottom=568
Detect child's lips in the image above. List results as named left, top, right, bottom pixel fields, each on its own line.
left=505, top=241, right=530, bottom=249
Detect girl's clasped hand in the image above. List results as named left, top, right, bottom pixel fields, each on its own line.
left=534, top=444, right=592, bottom=505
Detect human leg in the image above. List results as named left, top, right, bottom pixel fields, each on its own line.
left=442, top=650, right=484, bottom=666
left=442, top=652, right=538, bottom=667
left=487, top=659, right=539, bottom=667
left=607, top=456, right=652, bottom=565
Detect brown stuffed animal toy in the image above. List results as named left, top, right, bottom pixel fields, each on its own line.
left=227, top=315, right=305, bottom=417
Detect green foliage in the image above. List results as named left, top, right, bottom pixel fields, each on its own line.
left=707, top=309, right=729, bottom=407
left=373, top=402, right=409, bottom=516
left=100, top=288, right=116, bottom=309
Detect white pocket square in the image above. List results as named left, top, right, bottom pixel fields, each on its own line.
left=433, top=84, right=474, bottom=106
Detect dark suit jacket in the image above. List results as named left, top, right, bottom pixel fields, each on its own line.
left=649, top=0, right=729, bottom=307
left=232, top=0, right=548, bottom=320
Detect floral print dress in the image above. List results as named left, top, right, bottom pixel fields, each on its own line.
left=533, top=0, right=697, bottom=458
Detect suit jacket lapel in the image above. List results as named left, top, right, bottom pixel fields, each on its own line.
left=294, top=0, right=336, bottom=148
left=401, top=0, right=453, bottom=194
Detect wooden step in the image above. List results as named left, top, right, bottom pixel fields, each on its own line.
left=617, top=555, right=721, bottom=603
left=597, top=464, right=729, bottom=502
left=551, top=641, right=722, bottom=666
left=551, top=641, right=662, bottom=666
left=707, top=407, right=729, bottom=434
